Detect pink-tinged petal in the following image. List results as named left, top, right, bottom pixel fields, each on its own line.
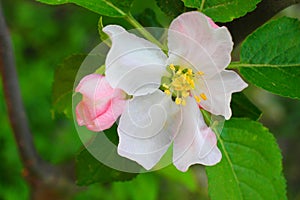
left=167, top=11, right=233, bottom=78
left=103, top=25, right=167, bottom=96
left=117, top=90, right=182, bottom=170
left=173, top=97, right=221, bottom=172
left=195, top=70, right=248, bottom=119
left=75, top=74, right=127, bottom=132
left=206, top=16, right=219, bottom=29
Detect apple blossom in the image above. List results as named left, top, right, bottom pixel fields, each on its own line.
left=102, top=11, right=247, bottom=172
left=76, top=11, right=248, bottom=172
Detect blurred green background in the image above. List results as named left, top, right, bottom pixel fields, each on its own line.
left=0, top=0, right=299, bottom=199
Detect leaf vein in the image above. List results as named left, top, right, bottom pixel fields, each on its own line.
left=204, top=0, right=235, bottom=10
left=216, top=132, right=243, bottom=199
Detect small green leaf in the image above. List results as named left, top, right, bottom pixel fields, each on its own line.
left=98, top=17, right=111, bottom=47
left=156, top=0, right=185, bottom=18
left=181, top=0, right=261, bottom=22
left=98, top=17, right=108, bottom=41
left=206, top=118, right=287, bottom=200
left=36, top=0, right=133, bottom=17
left=52, top=54, right=86, bottom=118
left=231, top=92, right=262, bottom=120
left=239, top=17, right=300, bottom=99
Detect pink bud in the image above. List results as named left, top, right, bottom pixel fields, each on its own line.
left=75, top=74, right=126, bottom=132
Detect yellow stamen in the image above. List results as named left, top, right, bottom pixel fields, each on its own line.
left=185, top=77, right=195, bottom=89
left=200, top=93, right=207, bottom=100
left=169, top=64, right=175, bottom=71
left=164, top=90, right=171, bottom=95
left=175, top=97, right=182, bottom=105
left=191, top=84, right=195, bottom=89
left=186, top=76, right=192, bottom=83
left=194, top=95, right=201, bottom=103
left=176, top=69, right=182, bottom=75
left=162, top=65, right=203, bottom=106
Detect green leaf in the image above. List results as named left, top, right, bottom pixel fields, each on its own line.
left=36, top=0, right=133, bottom=17
left=156, top=0, right=185, bottom=18
left=231, top=92, right=262, bottom=120
left=239, top=17, right=300, bottom=99
left=181, top=0, right=261, bottom=22
left=206, top=118, right=287, bottom=200
left=52, top=54, right=86, bottom=118
left=76, top=149, right=138, bottom=185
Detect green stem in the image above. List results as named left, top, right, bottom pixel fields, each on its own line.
left=200, top=0, right=206, bottom=11
left=124, top=13, right=164, bottom=49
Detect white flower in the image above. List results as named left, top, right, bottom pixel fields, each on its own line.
left=102, top=11, right=248, bottom=172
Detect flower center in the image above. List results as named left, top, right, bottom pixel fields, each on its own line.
left=161, top=64, right=207, bottom=106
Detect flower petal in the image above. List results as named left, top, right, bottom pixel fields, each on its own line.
left=167, top=11, right=233, bottom=78
left=103, top=25, right=167, bottom=96
left=206, top=16, right=219, bottom=29
left=196, top=70, right=248, bottom=119
left=75, top=74, right=126, bottom=132
left=117, top=90, right=182, bottom=170
left=173, top=97, right=221, bottom=172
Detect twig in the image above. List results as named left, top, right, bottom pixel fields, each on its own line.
left=0, top=3, right=76, bottom=199
left=0, top=1, right=47, bottom=178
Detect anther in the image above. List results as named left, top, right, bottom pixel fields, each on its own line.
left=176, top=69, right=182, bottom=75
left=175, top=98, right=182, bottom=105
left=197, top=71, right=204, bottom=75
left=200, top=93, right=207, bottom=100
left=164, top=90, right=171, bottom=95
left=194, top=95, right=201, bottom=103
